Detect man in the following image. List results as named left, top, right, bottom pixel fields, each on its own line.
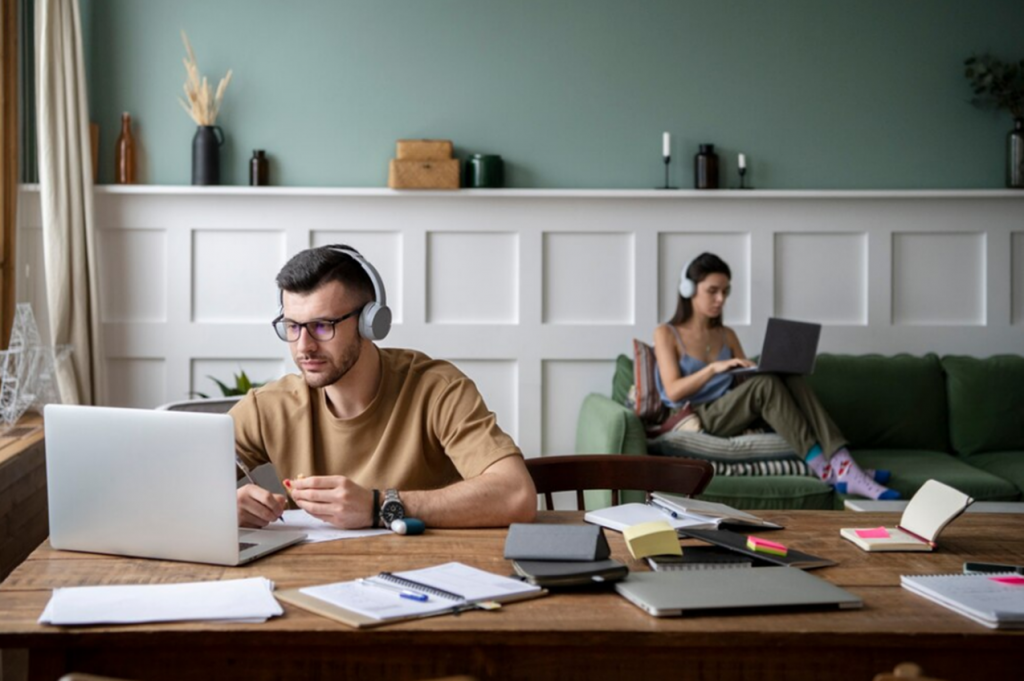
left=232, top=244, right=537, bottom=529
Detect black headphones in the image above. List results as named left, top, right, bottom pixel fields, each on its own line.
left=279, top=246, right=392, bottom=341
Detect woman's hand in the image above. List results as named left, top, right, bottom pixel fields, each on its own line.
left=707, top=357, right=756, bottom=375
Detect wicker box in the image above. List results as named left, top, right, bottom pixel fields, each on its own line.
left=388, top=159, right=460, bottom=189
left=396, top=139, right=454, bottom=160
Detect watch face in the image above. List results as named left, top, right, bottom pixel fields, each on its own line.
left=381, top=500, right=405, bottom=525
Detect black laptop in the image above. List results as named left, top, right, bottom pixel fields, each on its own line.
left=730, top=317, right=821, bottom=375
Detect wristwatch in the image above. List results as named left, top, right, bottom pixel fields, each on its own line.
left=380, top=488, right=405, bottom=527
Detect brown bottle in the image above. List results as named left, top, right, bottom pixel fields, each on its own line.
left=115, top=112, right=136, bottom=184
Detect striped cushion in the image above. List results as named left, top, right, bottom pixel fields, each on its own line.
left=632, top=339, right=665, bottom=423
left=649, top=430, right=797, bottom=462
left=711, top=459, right=813, bottom=477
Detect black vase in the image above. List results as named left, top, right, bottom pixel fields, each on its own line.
left=192, top=125, right=224, bottom=185
left=1009, top=119, right=1023, bottom=189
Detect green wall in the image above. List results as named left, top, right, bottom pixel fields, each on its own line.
left=83, top=1, right=1024, bottom=189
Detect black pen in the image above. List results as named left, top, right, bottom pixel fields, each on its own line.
left=236, top=457, right=284, bottom=523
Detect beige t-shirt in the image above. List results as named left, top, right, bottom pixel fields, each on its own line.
left=231, top=347, right=522, bottom=493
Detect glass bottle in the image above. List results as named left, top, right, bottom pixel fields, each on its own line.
left=250, top=150, right=269, bottom=186
left=694, top=144, right=719, bottom=189
left=1009, top=119, right=1023, bottom=189
left=114, top=112, right=136, bottom=184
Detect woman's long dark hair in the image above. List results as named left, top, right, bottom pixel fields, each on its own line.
left=668, top=252, right=731, bottom=327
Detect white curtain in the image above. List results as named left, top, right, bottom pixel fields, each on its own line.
left=35, top=0, right=102, bottom=405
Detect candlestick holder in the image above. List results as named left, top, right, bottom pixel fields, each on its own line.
left=657, top=156, right=677, bottom=189
left=736, top=167, right=752, bottom=190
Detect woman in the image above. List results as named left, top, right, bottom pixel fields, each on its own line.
left=653, top=252, right=898, bottom=500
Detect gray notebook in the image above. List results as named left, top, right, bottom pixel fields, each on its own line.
left=615, top=566, right=862, bottom=617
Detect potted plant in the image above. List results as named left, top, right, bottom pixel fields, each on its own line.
left=963, top=53, right=1024, bottom=188
left=194, top=370, right=264, bottom=399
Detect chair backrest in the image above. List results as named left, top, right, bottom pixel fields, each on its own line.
left=155, top=396, right=243, bottom=414
left=526, top=454, right=714, bottom=510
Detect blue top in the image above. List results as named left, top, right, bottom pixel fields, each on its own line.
left=655, top=330, right=734, bottom=408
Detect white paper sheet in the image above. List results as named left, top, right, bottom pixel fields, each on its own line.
left=263, top=509, right=392, bottom=543
left=39, top=577, right=282, bottom=626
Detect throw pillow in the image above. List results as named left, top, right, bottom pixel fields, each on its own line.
left=710, top=459, right=813, bottom=478
left=632, top=339, right=665, bottom=423
left=648, top=430, right=797, bottom=462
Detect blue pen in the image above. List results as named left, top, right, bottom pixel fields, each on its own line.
left=358, top=578, right=429, bottom=602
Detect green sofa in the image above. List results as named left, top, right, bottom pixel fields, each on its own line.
left=576, top=353, right=1024, bottom=510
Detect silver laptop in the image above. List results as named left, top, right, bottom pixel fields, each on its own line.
left=615, top=566, right=862, bottom=617
left=44, top=404, right=306, bottom=566
left=731, top=317, right=821, bottom=375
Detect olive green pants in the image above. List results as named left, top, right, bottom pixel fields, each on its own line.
left=694, top=374, right=848, bottom=459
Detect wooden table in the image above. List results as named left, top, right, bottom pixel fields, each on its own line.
left=2, top=511, right=1023, bottom=681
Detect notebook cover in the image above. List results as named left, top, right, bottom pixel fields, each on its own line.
left=646, top=546, right=754, bottom=571
left=678, top=528, right=836, bottom=569
left=512, top=559, right=629, bottom=587
left=504, top=523, right=611, bottom=561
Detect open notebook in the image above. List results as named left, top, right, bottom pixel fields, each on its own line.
left=841, top=480, right=973, bottom=552
left=277, top=562, right=545, bottom=628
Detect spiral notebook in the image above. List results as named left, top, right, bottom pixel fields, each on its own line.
left=277, top=562, right=545, bottom=628
left=900, top=572, right=1024, bottom=629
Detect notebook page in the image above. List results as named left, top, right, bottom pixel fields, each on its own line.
left=394, top=562, right=542, bottom=602
left=299, top=581, right=455, bottom=621
left=899, top=480, right=973, bottom=541
left=901, top=573, right=1024, bottom=626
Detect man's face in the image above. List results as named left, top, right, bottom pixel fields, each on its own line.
left=281, top=280, right=364, bottom=389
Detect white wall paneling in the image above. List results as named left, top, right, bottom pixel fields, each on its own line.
left=1012, top=232, right=1023, bottom=326
left=16, top=187, right=1024, bottom=459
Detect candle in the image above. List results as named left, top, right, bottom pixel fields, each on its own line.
left=738, top=153, right=747, bottom=170
left=663, top=132, right=671, bottom=158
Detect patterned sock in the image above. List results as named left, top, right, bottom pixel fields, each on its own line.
left=830, top=448, right=900, bottom=500
left=864, top=468, right=891, bottom=484
left=804, top=444, right=831, bottom=481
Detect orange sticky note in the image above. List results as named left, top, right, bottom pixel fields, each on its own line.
left=989, top=576, right=1024, bottom=586
left=746, top=536, right=788, bottom=556
left=855, top=527, right=891, bottom=539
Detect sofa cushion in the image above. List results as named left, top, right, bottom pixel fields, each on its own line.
left=958, top=451, right=1024, bottom=498
left=631, top=340, right=664, bottom=422
left=804, top=354, right=949, bottom=452
left=943, top=355, right=1024, bottom=457
left=850, top=449, right=1020, bottom=502
left=612, top=354, right=633, bottom=406
left=698, top=476, right=834, bottom=511
left=649, top=430, right=797, bottom=461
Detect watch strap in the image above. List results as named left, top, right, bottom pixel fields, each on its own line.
left=372, top=488, right=381, bottom=528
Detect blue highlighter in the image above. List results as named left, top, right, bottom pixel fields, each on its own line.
left=390, top=518, right=426, bottom=535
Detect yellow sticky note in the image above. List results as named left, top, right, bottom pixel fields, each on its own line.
left=623, top=521, right=683, bottom=560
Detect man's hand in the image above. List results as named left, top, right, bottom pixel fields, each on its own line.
left=237, top=484, right=286, bottom=528
left=286, top=475, right=374, bottom=529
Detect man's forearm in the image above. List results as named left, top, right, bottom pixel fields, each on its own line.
left=401, top=457, right=537, bottom=528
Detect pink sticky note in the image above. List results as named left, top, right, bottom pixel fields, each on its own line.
left=746, top=536, right=788, bottom=556
left=855, top=527, right=891, bottom=539
left=989, top=576, right=1024, bottom=586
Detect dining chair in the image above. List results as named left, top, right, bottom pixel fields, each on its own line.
left=526, top=454, right=714, bottom=510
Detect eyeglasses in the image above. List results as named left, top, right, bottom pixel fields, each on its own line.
left=271, top=306, right=363, bottom=342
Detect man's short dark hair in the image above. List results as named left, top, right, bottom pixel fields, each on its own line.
left=276, top=244, right=375, bottom=305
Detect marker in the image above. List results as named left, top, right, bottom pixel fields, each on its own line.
left=358, top=578, right=429, bottom=601
left=391, top=518, right=426, bottom=535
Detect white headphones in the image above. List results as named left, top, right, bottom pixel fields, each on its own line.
left=678, top=257, right=697, bottom=299
left=279, top=246, right=393, bottom=341
left=328, top=247, right=392, bottom=341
